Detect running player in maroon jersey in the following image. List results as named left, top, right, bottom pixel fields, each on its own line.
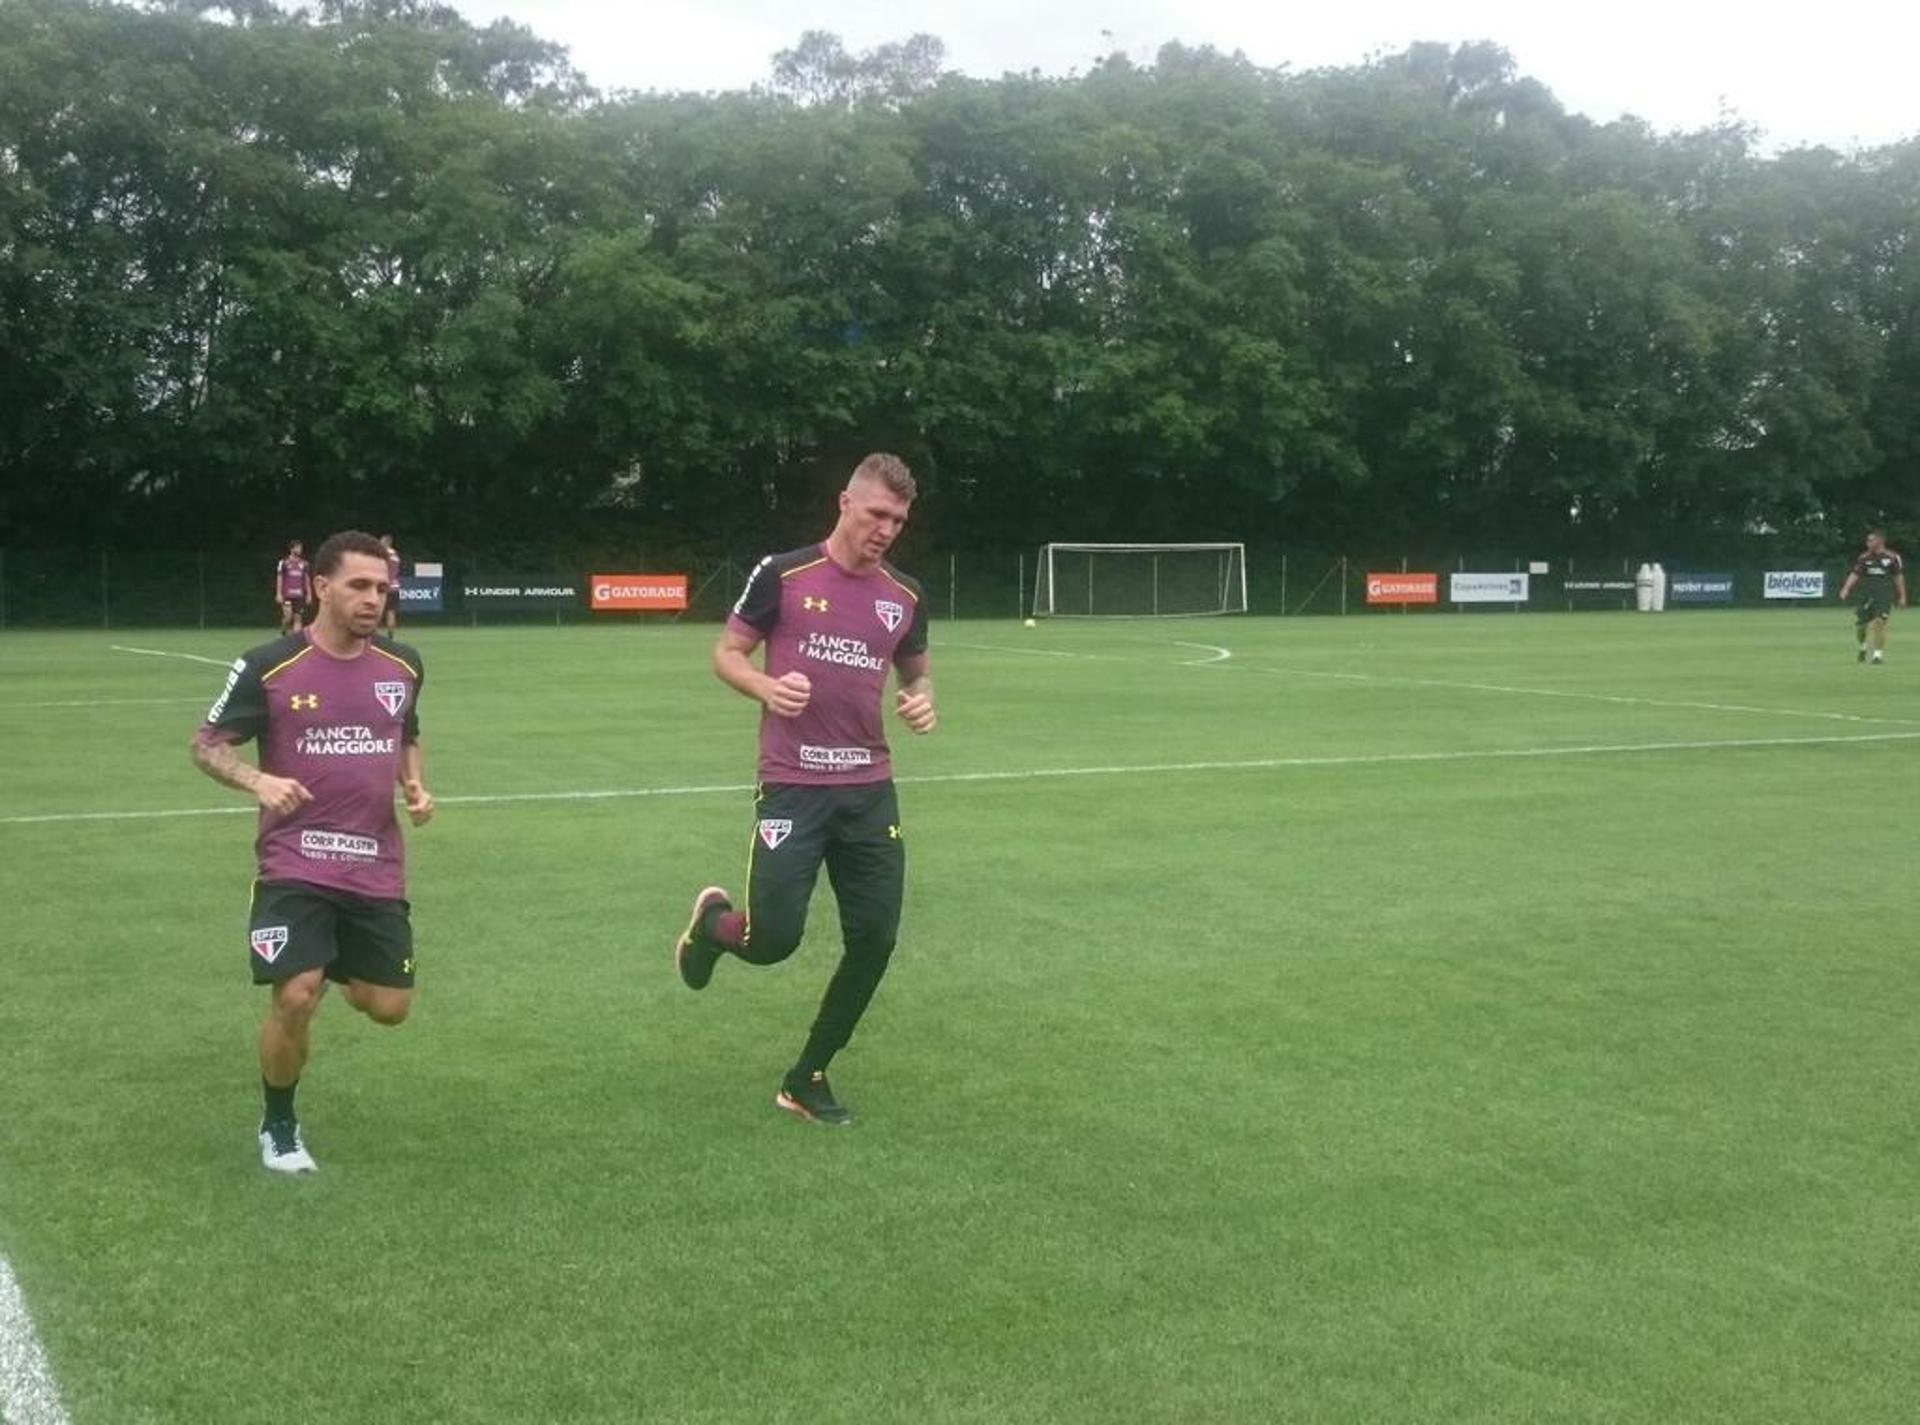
left=193, top=530, right=435, bottom=1173
left=1837, top=529, right=1908, bottom=663
left=274, top=540, right=309, bottom=634
left=672, top=454, right=937, bottom=1126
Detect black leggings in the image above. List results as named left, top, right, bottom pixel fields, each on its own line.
left=739, top=781, right=906, bottom=1074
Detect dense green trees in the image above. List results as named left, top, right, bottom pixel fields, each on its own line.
left=2, top=1, right=1914, bottom=558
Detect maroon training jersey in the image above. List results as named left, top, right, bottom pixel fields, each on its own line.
left=276, top=556, right=308, bottom=602
left=728, top=545, right=929, bottom=785
left=1851, top=548, right=1904, bottom=601
left=196, top=631, right=425, bottom=899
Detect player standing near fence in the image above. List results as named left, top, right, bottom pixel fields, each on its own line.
left=1838, top=529, right=1907, bottom=663
left=275, top=540, right=309, bottom=634
left=379, top=534, right=404, bottom=635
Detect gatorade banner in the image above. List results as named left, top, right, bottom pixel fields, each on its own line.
left=590, top=574, right=689, bottom=612
left=1365, top=573, right=1438, bottom=605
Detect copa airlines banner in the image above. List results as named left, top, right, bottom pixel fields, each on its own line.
left=400, top=561, right=444, bottom=613
left=1764, top=570, right=1826, bottom=600
left=1667, top=572, right=1735, bottom=605
left=591, top=574, right=689, bottom=612
left=1450, top=572, right=1531, bottom=603
left=1366, top=572, right=1439, bottom=605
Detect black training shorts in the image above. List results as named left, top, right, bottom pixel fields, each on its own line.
left=1856, top=597, right=1893, bottom=625
left=247, top=879, right=415, bottom=988
left=742, top=780, right=905, bottom=961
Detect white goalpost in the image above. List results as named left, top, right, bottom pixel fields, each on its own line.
left=1032, top=543, right=1249, bottom=618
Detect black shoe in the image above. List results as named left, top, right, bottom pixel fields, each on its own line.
left=674, top=885, right=731, bottom=990
left=1859, top=647, right=1869, bottom=662
left=776, top=1070, right=854, bottom=1127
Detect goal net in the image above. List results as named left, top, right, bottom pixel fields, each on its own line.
left=1032, top=543, right=1248, bottom=618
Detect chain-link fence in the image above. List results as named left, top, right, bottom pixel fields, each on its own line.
left=0, top=548, right=1854, bottom=629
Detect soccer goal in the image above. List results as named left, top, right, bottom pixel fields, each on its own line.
left=1032, top=543, right=1249, bottom=618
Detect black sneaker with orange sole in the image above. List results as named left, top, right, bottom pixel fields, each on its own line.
left=674, top=886, right=732, bottom=990
left=776, top=1070, right=854, bottom=1126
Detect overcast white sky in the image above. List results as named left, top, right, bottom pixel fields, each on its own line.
left=449, top=0, right=1918, bottom=152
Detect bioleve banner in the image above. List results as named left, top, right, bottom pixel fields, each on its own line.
left=1763, top=570, right=1826, bottom=600
left=1450, top=571, right=1531, bottom=603
left=1365, top=572, right=1438, bottom=605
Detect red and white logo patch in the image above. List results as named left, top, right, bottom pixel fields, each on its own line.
left=374, top=680, right=409, bottom=717
left=874, top=599, right=905, bottom=633
left=251, top=926, right=290, bottom=964
left=758, top=819, right=793, bottom=850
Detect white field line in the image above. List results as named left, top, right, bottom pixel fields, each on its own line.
left=0, top=697, right=208, bottom=711
left=940, top=641, right=1101, bottom=659
left=0, top=1253, right=69, bottom=1425
left=108, top=645, right=230, bottom=668
left=2, top=732, right=1916, bottom=828
left=978, top=637, right=1920, bottom=730
left=1239, top=661, right=1920, bottom=728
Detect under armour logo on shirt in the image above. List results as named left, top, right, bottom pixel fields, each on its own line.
left=289, top=693, right=319, bottom=710
left=803, top=596, right=830, bottom=612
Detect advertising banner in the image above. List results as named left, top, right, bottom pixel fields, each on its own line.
left=1667, top=572, right=1735, bottom=606
left=1450, top=572, right=1531, bottom=604
left=1365, top=572, right=1439, bottom=606
left=399, top=561, right=444, bottom=613
left=1562, top=577, right=1635, bottom=609
left=1563, top=579, right=1636, bottom=594
left=590, top=574, right=689, bottom=612
left=461, top=580, right=581, bottom=610
left=1763, top=570, right=1826, bottom=600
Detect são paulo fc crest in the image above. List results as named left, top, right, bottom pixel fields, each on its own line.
left=874, top=599, right=906, bottom=633
left=374, top=681, right=409, bottom=717
left=251, top=926, right=289, bottom=964
left=758, top=818, right=793, bottom=850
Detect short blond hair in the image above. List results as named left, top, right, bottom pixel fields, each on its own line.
left=849, top=452, right=916, bottom=501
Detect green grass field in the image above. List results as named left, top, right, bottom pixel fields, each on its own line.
left=1, top=610, right=1915, bottom=1424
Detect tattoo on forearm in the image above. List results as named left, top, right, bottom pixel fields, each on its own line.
left=191, top=736, right=261, bottom=794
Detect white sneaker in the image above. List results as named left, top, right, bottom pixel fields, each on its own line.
left=1871, top=652, right=1885, bottom=663
left=259, top=1124, right=318, bottom=1174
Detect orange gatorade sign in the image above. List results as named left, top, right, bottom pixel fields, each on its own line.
left=590, top=574, right=688, bottom=611
left=1365, top=572, right=1438, bottom=605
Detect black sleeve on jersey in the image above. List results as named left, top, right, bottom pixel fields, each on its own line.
left=386, top=640, right=426, bottom=742
left=202, top=640, right=291, bottom=743
left=880, top=563, right=930, bottom=660
left=898, top=587, right=930, bottom=661
left=1853, top=554, right=1869, bottom=577
left=730, top=554, right=785, bottom=635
